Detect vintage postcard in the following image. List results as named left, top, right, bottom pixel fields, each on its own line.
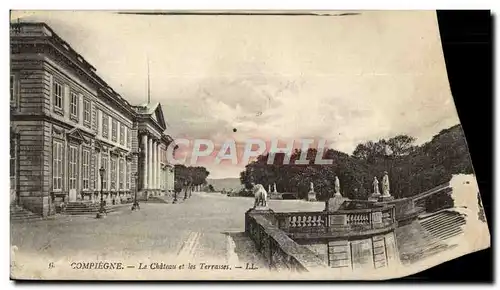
left=10, top=10, right=490, bottom=280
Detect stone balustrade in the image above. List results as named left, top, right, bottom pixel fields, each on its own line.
left=245, top=209, right=328, bottom=272
left=273, top=204, right=397, bottom=239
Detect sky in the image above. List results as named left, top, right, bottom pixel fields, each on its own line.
left=12, top=10, right=461, bottom=179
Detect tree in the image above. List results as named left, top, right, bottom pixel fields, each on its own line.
left=174, top=165, right=210, bottom=194
left=238, top=124, right=473, bottom=212
left=387, top=135, right=416, bottom=157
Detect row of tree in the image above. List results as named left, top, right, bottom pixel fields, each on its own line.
left=174, top=165, right=210, bottom=193
left=239, top=124, right=473, bottom=210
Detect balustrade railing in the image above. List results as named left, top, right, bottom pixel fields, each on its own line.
left=245, top=211, right=326, bottom=272
left=274, top=204, right=396, bottom=236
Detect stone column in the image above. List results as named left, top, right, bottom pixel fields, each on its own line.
left=156, top=143, right=160, bottom=192
left=142, top=134, right=148, bottom=190
left=152, top=140, right=156, bottom=193
left=148, top=137, right=153, bottom=191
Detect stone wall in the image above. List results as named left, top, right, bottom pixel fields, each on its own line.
left=301, top=232, right=400, bottom=271
left=245, top=209, right=328, bottom=272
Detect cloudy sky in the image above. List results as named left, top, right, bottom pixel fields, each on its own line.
left=12, top=10, right=461, bottom=179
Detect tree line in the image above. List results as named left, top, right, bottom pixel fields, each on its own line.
left=239, top=124, right=473, bottom=210
left=174, top=165, right=210, bottom=193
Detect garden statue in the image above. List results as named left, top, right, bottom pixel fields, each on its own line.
left=334, top=176, right=341, bottom=196
left=373, top=177, right=380, bottom=195
left=307, top=182, right=317, bottom=202
left=252, top=183, right=268, bottom=209
left=382, top=171, right=391, bottom=196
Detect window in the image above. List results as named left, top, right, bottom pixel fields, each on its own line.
left=97, top=110, right=100, bottom=135
left=10, top=75, right=17, bottom=104
left=120, top=124, right=125, bottom=146
left=126, top=162, right=131, bottom=190
left=10, top=138, right=16, bottom=189
left=101, top=154, right=108, bottom=190
left=127, top=127, right=131, bottom=148
left=52, top=140, right=64, bottom=191
left=110, top=157, right=117, bottom=190
left=119, top=159, right=124, bottom=190
left=102, top=114, right=109, bottom=139
left=111, top=119, right=117, bottom=142
left=69, top=146, right=78, bottom=190
left=83, top=99, right=91, bottom=125
left=70, top=91, right=79, bottom=119
left=92, top=152, right=97, bottom=189
left=53, top=80, right=63, bottom=110
left=82, top=149, right=90, bottom=190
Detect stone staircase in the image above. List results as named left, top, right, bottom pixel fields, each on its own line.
left=396, top=209, right=466, bottom=264
left=64, top=201, right=129, bottom=215
left=419, top=210, right=466, bottom=241
left=396, top=221, right=450, bottom=264
left=10, top=204, right=42, bottom=222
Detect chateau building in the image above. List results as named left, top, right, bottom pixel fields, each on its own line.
left=10, top=22, right=175, bottom=216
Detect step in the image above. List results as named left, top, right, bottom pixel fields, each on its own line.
left=421, top=216, right=465, bottom=232
left=420, top=214, right=458, bottom=226
left=427, top=226, right=464, bottom=240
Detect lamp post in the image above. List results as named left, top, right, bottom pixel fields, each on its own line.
left=96, top=166, right=107, bottom=219
left=183, top=180, right=188, bottom=200
left=131, top=172, right=140, bottom=211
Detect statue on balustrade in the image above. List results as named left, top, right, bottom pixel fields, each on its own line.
left=372, top=177, right=380, bottom=196
left=268, top=184, right=272, bottom=193
left=382, top=171, right=391, bottom=196
left=252, top=183, right=268, bottom=209
left=273, top=183, right=278, bottom=193
left=307, top=182, right=317, bottom=202
left=334, top=176, right=341, bottom=196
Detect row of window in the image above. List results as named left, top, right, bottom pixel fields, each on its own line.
left=11, top=73, right=133, bottom=150
left=51, top=77, right=132, bottom=149
left=99, top=113, right=131, bottom=148
left=52, top=80, right=92, bottom=127
left=52, top=140, right=132, bottom=192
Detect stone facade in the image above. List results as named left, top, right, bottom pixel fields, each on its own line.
left=10, top=22, right=175, bottom=216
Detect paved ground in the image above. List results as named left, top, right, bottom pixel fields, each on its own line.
left=11, top=191, right=325, bottom=277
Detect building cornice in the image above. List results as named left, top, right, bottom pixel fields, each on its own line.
left=11, top=22, right=136, bottom=119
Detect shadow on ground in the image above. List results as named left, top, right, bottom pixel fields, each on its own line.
left=225, top=231, right=269, bottom=270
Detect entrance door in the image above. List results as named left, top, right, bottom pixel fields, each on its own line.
left=68, top=145, right=78, bottom=202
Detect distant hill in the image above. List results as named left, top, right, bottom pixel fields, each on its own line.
left=207, top=178, right=244, bottom=192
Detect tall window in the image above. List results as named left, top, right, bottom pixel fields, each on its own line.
left=70, top=91, right=79, bottom=120
left=52, top=140, right=64, bottom=191
left=69, top=146, right=78, bottom=190
left=10, top=75, right=17, bottom=104
left=10, top=138, right=16, bottom=189
left=126, top=161, right=131, bottom=190
left=92, top=152, right=97, bottom=189
left=102, top=114, right=109, bottom=139
left=110, top=157, right=117, bottom=190
left=101, top=154, right=108, bottom=190
left=111, top=119, right=118, bottom=142
left=82, top=149, right=90, bottom=190
left=97, top=110, right=101, bottom=135
left=120, top=124, right=125, bottom=145
left=127, top=127, right=131, bottom=148
left=53, top=80, right=63, bottom=110
left=83, top=99, right=91, bottom=126
left=119, top=159, right=124, bottom=190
